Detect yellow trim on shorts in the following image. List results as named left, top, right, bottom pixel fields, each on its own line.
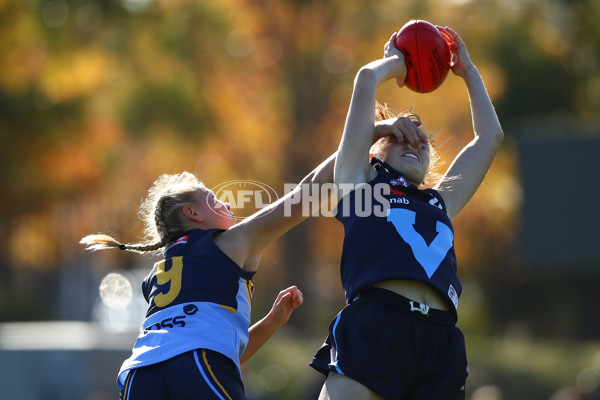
left=122, top=370, right=134, bottom=400
left=202, top=349, right=233, bottom=400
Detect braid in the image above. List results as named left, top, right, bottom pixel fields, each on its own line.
left=120, top=240, right=167, bottom=254
left=146, top=174, right=206, bottom=245
left=80, top=172, right=206, bottom=256
left=154, top=195, right=170, bottom=245
left=80, top=234, right=167, bottom=255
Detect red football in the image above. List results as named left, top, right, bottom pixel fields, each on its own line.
left=394, top=20, right=451, bottom=93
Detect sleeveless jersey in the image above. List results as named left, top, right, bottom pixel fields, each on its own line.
left=117, top=228, right=254, bottom=390
left=336, top=158, right=461, bottom=315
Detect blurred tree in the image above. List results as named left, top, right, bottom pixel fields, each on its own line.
left=0, top=0, right=598, bottom=345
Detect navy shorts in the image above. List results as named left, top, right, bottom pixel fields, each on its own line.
left=310, top=287, right=469, bottom=400
left=120, top=349, right=245, bottom=400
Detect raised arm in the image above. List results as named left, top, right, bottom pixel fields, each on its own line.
left=334, top=35, right=427, bottom=198
left=214, top=152, right=336, bottom=268
left=434, top=27, right=504, bottom=220
left=334, top=47, right=404, bottom=194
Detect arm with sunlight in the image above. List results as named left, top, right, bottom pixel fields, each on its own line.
left=434, top=27, right=504, bottom=220
left=240, top=286, right=304, bottom=364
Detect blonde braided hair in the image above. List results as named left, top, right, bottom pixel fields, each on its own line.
left=80, top=172, right=207, bottom=255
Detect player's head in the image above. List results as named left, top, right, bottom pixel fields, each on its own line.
left=80, top=172, right=235, bottom=254
left=140, top=172, right=235, bottom=247
left=370, top=102, right=441, bottom=187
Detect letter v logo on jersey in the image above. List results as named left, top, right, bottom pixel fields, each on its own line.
left=387, top=208, right=453, bottom=278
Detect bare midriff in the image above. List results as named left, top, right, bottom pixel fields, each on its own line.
left=373, top=279, right=451, bottom=311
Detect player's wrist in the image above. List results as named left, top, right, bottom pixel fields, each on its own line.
left=459, top=63, right=478, bottom=80
left=264, top=312, right=287, bottom=329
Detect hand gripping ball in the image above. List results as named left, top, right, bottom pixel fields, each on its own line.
left=394, top=20, right=451, bottom=93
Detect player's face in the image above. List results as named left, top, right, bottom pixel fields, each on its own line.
left=196, top=189, right=236, bottom=229
left=378, top=137, right=430, bottom=185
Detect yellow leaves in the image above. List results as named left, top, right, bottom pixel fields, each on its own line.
left=201, top=68, right=290, bottom=182
left=1, top=0, right=593, bottom=283
left=37, top=112, right=124, bottom=186
left=130, top=31, right=181, bottom=85
left=41, top=49, right=109, bottom=103
left=0, top=45, right=47, bottom=94
left=0, top=4, right=46, bottom=94
left=9, top=213, right=59, bottom=269
left=39, top=141, right=99, bottom=184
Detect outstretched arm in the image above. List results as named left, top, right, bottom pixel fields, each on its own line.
left=240, top=286, right=303, bottom=364
left=215, top=152, right=336, bottom=268
left=434, top=27, right=504, bottom=220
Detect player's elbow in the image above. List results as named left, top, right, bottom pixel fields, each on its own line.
left=477, top=126, right=504, bottom=148
left=355, top=67, right=379, bottom=87
left=493, top=126, right=504, bottom=143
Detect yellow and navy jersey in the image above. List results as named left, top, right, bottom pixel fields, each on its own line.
left=336, top=158, right=461, bottom=315
left=142, top=229, right=254, bottom=318
left=117, top=229, right=254, bottom=391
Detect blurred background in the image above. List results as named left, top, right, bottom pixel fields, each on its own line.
left=1, top=0, right=599, bottom=399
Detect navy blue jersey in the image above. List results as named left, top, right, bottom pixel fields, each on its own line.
left=117, top=229, right=254, bottom=390
left=142, top=229, right=253, bottom=318
left=336, top=158, right=461, bottom=314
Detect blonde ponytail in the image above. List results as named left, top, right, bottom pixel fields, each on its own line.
left=80, top=172, right=206, bottom=255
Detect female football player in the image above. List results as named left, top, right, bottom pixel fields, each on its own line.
left=310, top=26, right=504, bottom=400
left=81, top=153, right=335, bottom=399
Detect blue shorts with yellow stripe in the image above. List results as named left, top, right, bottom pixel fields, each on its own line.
left=120, top=349, right=244, bottom=400
left=310, top=287, right=469, bottom=400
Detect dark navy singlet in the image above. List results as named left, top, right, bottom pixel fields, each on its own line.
left=336, top=158, right=461, bottom=315
left=117, top=228, right=254, bottom=390
left=142, top=228, right=252, bottom=318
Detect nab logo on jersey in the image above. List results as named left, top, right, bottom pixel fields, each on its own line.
left=390, top=188, right=409, bottom=205
left=390, top=197, right=409, bottom=205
